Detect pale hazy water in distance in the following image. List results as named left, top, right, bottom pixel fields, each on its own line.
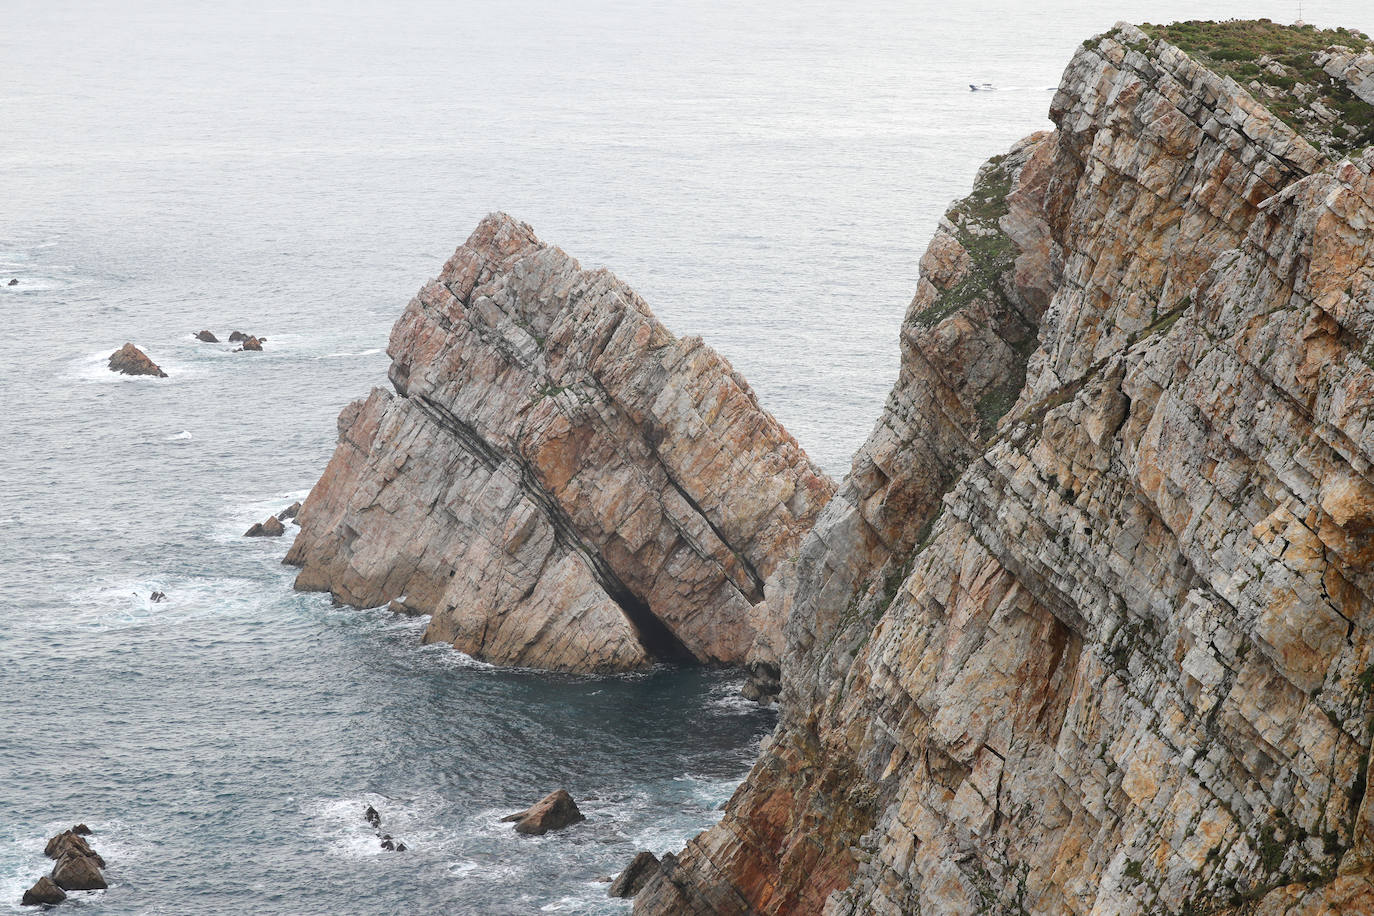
left=2, top=0, right=1371, bottom=912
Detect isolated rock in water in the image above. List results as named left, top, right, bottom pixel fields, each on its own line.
left=228, top=330, right=247, bottom=342
left=194, top=330, right=219, bottom=342
left=363, top=804, right=380, bottom=828
left=107, top=343, right=167, bottom=378
left=51, top=854, right=106, bottom=891
left=21, top=876, right=65, bottom=906
left=634, top=22, right=1374, bottom=916
left=239, top=336, right=263, bottom=351
left=504, top=789, right=585, bottom=836
left=149, top=590, right=166, bottom=603
left=609, top=851, right=660, bottom=898
left=244, top=516, right=285, bottom=538
left=286, top=213, right=834, bottom=673
left=70, top=824, right=91, bottom=836
left=8, top=278, right=18, bottom=286
left=278, top=501, right=302, bottom=521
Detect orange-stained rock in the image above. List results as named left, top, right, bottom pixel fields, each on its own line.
left=286, top=214, right=834, bottom=672
left=107, top=342, right=166, bottom=378
left=637, top=22, right=1374, bottom=916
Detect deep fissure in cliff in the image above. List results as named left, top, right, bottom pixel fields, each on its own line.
left=411, top=392, right=697, bottom=663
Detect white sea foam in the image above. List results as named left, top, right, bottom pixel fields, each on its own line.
left=167, top=430, right=193, bottom=441
left=214, top=489, right=311, bottom=544
left=706, top=680, right=757, bottom=714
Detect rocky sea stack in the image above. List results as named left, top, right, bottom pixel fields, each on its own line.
left=281, top=17, right=1374, bottom=914
left=286, top=214, right=834, bottom=673
left=628, top=20, right=1374, bottom=916
left=107, top=343, right=166, bottom=378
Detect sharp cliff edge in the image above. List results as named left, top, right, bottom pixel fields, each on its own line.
left=634, top=21, right=1374, bottom=916
left=285, top=214, right=834, bottom=672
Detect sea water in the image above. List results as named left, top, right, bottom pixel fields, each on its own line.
left=2, top=0, right=1369, bottom=912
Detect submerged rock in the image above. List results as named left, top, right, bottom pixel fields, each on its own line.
left=609, top=851, right=660, bottom=898
left=244, top=516, right=285, bottom=538
left=107, top=343, right=167, bottom=378
left=194, top=330, right=219, bottom=342
left=503, top=789, right=585, bottom=836
left=286, top=213, right=834, bottom=673
left=21, top=876, right=65, bottom=906
left=8, top=278, right=18, bottom=286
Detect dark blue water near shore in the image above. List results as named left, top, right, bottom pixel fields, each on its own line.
left=5, top=0, right=1367, bottom=912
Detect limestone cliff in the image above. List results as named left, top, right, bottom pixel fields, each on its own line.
left=635, top=22, right=1374, bottom=915
left=286, top=214, right=833, bottom=672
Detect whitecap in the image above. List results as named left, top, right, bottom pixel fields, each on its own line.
left=166, top=430, right=193, bottom=441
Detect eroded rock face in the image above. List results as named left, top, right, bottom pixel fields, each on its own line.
left=107, top=343, right=167, bottom=378
left=287, top=213, right=833, bottom=672
left=636, top=23, right=1374, bottom=916
left=21, top=876, right=65, bottom=906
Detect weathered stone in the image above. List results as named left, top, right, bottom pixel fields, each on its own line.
left=286, top=213, right=834, bottom=673
left=244, top=516, right=285, bottom=538
left=239, top=336, right=263, bottom=351
left=107, top=343, right=166, bottom=378
left=610, top=851, right=661, bottom=898
left=51, top=854, right=106, bottom=891
left=504, top=789, right=585, bottom=836
left=636, top=22, right=1374, bottom=916
left=43, top=831, right=102, bottom=867
left=278, top=501, right=302, bottom=521
left=194, top=330, right=219, bottom=342
left=21, top=876, right=65, bottom=906
left=228, top=330, right=247, bottom=342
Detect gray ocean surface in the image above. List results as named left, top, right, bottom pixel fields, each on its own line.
left=2, top=1, right=1370, bottom=913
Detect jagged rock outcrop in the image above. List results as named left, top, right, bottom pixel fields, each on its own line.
left=286, top=214, right=833, bottom=672
left=108, top=343, right=166, bottom=378
left=1318, top=46, right=1374, bottom=105
left=636, top=22, right=1374, bottom=916
left=503, top=789, right=586, bottom=836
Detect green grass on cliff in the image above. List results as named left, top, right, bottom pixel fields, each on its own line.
left=1137, top=19, right=1374, bottom=155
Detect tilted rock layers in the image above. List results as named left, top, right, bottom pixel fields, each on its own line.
left=287, top=214, right=833, bottom=672
left=636, top=23, right=1374, bottom=915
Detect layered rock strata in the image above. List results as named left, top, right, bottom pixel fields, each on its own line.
left=287, top=214, right=833, bottom=672
left=636, top=23, right=1374, bottom=915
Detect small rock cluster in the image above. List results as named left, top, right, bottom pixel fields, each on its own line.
left=21, top=824, right=106, bottom=906
left=362, top=804, right=406, bottom=852
left=244, top=501, right=301, bottom=538
left=227, top=330, right=265, bottom=351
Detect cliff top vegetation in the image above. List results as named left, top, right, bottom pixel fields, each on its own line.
left=1135, top=19, right=1374, bottom=156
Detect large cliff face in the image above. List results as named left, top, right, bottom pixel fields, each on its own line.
left=286, top=214, right=833, bottom=672
left=637, top=22, right=1374, bottom=915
